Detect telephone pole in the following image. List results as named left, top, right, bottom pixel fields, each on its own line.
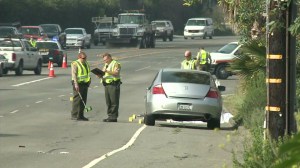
left=266, top=0, right=297, bottom=140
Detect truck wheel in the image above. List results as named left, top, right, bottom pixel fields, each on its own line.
left=94, top=39, right=98, bottom=46
left=150, top=35, right=155, bottom=48
left=34, top=60, right=42, bottom=75
left=139, top=37, right=146, bottom=49
left=216, top=64, right=229, bottom=79
left=3, top=68, right=8, bottom=74
left=15, top=61, right=23, bottom=76
left=144, top=114, right=155, bottom=126
left=162, top=36, right=167, bottom=42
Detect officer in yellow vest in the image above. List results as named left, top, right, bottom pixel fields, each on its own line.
left=181, top=50, right=197, bottom=70
left=196, top=47, right=211, bottom=71
left=29, top=36, right=36, bottom=47
left=71, top=52, right=91, bottom=121
left=101, top=53, right=121, bottom=122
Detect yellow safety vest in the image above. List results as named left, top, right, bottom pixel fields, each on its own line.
left=181, top=59, right=196, bottom=70
left=197, top=50, right=207, bottom=64
left=29, top=39, right=36, bottom=47
left=103, top=60, right=121, bottom=84
left=72, top=60, right=91, bottom=83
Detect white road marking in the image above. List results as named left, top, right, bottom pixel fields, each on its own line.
left=10, top=110, right=19, bottom=114
left=12, top=77, right=52, bottom=87
left=82, top=125, right=147, bottom=168
left=0, top=116, right=4, bottom=117
left=35, top=101, right=43, bottom=104
left=58, top=95, right=65, bottom=97
left=135, top=66, right=151, bottom=71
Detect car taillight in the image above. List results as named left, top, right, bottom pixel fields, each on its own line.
left=12, top=53, right=16, bottom=61
left=54, top=50, right=60, bottom=56
left=206, top=88, right=219, bottom=98
left=152, top=84, right=165, bottom=94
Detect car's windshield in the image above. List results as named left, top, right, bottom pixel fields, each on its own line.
left=217, top=43, right=238, bottom=54
left=162, top=71, right=210, bottom=85
left=36, top=42, right=59, bottom=49
left=65, top=29, right=83, bottom=34
left=186, top=20, right=205, bottom=26
left=0, top=28, right=15, bottom=36
left=20, top=28, right=40, bottom=35
left=152, top=22, right=165, bottom=27
left=119, top=15, right=144, bottom=24
left=40, top=25, right=58, bottom=33
left=98, top=23, right=113, bottom=28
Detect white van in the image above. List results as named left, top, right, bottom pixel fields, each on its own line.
left=183, top=18, right=214, bottom=39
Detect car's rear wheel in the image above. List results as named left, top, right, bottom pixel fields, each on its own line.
left=169, top=32, right=173, bottom=41
left=207, top=118, right=220, bottom=129
left=144, top=114, right=155, bottom=126
left=0, top=63, right=3, bottom=77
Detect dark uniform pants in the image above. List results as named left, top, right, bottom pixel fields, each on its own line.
left=104, top=84, right=120, bottom=119
left=71, top=83, right=88, bottom=119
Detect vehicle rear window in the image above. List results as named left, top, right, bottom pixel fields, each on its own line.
left=217, top=43, right=238, bottom=54
left=36, top=42, right=58, bottom=49
left=162, top=71, right=210, bottom=85
left=0, top=40, right=22, bottom=47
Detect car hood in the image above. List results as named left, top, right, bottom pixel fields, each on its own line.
left=184, top=25, right=205, bottom=30
left=210, top=52, right=236, bottom=62
left=162, top=83, right=210, bottom=99
left=66, top=34, right=84, bottom=38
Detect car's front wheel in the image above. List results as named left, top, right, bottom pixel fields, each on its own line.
left=216, top=64, right=230, bottom=79
left=15, top=61, right=23, bottom=76
left=144, top=114, right=155, bottom=126
left=34, top=60, right=42, bottom=75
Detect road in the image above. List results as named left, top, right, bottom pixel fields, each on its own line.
left=0, top=36, right=244, bottom=168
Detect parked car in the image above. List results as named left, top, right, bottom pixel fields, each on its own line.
left=19, top=26, right=47, bottom=40
left=0, top=26, right=22, bottom=38
left=0, top=38, right=43, bottom=76
left=151, top=20, right=174, bottom=41
left=184, top=18, right=214, bottom=39
left=210, top=42, right=242, bottom=79
left=0, top=54, right=8, bottom=77
left=39, top=24, right=66, bottom=48
left=144, top=68, right=225, bottom=129
left=35, top=40, right=66, bottom=67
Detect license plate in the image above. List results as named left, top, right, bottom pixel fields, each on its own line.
left=39, top=52, right=49, bottom=55
left=177, top=103, right=192, bottom=111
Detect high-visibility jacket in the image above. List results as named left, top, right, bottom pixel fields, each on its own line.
left=72, top=60, right=91, bottom=83
left=181, top=59, right=197, bottom=70
left=197, top=50, right=208, bottom=64
left=103, top=60, right=121, bottom=84
left=29, top=39, right=36, bottom=47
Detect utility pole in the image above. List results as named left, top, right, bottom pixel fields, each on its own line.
left=266, top=0, right=287, bottom=140
left=266, top=0, right=297, bottom=140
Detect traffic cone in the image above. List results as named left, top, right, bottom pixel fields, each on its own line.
left=48, top=62, right=56, bottom=77
left=62, top=54, right=67, bottom=68
left=48, top=61, right=51, bottom=69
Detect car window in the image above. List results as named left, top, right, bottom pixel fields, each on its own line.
left=40, top=25, right=58, bottom=33
left=186, top=20, right=206, bottom=26
left=65, top=29, right=83, bottom=34
left=162, top=71, right=210, bottom=85
left=217, top=43, right=239, bottom=54
left=0, top=40, right=22, bottom=47
left=36, top=42, right=58, bottom=49
left=20, top=28, right=40, bottom=35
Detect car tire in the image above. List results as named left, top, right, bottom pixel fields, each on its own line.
left=207, top=118, right=220, bottom=129
left=169, top=32, right=173, bottom=41
left=0, top=63, right=3, bottom=77
left=15, top=61, right=23, bottom=76
left=144, top=114, right=155, bottom=126
left=34, top=60, right=42, bottom=75
left=216, top=64, right=229, bottom=79
left=3, top=68, right=8, bottom=75
left=94, top=39, right=98, bottom=46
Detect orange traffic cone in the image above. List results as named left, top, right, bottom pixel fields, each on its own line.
left=48, top=62, right=56, bottom=77
left=48, top=61, right=51, bottom=69
left=62, top=54, right=67, bottom=68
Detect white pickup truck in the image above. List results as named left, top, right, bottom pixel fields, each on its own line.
left=65, top=28, right=91, bottom=49
left=0, top=38, right=43, bottom=76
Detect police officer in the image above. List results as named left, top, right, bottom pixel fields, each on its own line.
left=101, top=53, right=121, bottom=122
left=181, top=50, right=197, bottom=70
left=29, top=36, right=36, bottom=47
left=71, top=52, right=91, bottom=121
left=196, top=47, right=211, bottom=71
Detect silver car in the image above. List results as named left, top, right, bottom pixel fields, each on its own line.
left=144, top=68, right=225, bottom=129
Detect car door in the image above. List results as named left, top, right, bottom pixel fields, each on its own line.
left=23, top=40, right=37, bottom=68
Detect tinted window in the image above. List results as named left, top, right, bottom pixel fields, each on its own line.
left=162, top=71, right=210, bottom=85
left=36, top=42, right=58, bottom=49
left=65, top=29, right=83, bottom=34
left=0, top=40, right=22, bottom=47
left=186, top=20, right=206, bottom=26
